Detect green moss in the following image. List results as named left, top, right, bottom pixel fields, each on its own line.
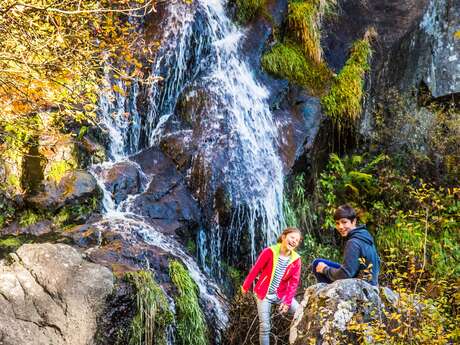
left=53, top=195, right=100, bottom=228
left=287, top=1, right=322, bottom=64
left=0, top=236, right=30, bottom=258
left=321, top=38, right=372, bottom=122
left=185, top=239, right=196, bottom=254
left=262, top=42, right=332, bottom=95
left=235, top=0, right=265, bottom=24
left=125, top=270, right=173, bottom=345
left=18, top=209, right=42, bottom=227
left=47, top=160, right=75, bottom=183
left=169, top=260, right=208, bottom=345
left=0, top=237, right=22, bottom=249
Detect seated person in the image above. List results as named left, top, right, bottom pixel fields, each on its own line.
left=313, top=204, right=380, bottom=286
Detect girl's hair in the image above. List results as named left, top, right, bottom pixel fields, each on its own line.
left=334, top=204, right=357, bottom=221
left=277, top=227, right=302, bottom=243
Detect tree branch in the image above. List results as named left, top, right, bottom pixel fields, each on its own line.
left=1, top=0, right=156, bottom=16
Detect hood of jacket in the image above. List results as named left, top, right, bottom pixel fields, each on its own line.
left=347, top=225, right=374, bottom=245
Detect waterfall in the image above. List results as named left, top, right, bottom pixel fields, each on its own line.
left=181, top=0, right=285, bottom=272
left=97, top=0, right=285, bottom=275
left=93, top=0, right=286, bottom=338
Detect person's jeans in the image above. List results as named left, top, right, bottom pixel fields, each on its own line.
left=311, top=258, right=341, bottom=283
left=256, top=294, right=299, bottom=345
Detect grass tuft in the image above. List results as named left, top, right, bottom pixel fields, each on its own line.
left=126, top=270, right=173, bottom=345
left=287, top=1, right=322, bottom=64
left=169, top=260, right=208, bottom=345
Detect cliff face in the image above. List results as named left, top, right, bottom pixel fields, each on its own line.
left=377, top=0, right=459, bottom=99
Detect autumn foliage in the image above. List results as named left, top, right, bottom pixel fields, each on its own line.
left=0, top=0, right=155, bottom=151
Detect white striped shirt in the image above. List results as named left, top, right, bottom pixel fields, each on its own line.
left=268, top=255, right=290, bottom=294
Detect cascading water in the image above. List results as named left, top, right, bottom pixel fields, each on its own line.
left=89, top=2, right=232, bottom=340
left=97, top=0, right=286, bottom=278
left=92, top=0, right=287, bottom=338
left=178, top=0, right=285, bottom=274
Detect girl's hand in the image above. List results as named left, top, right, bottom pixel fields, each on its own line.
left=278, top=303, right=289, bottom=314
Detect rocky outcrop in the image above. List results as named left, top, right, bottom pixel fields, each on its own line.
left=290, top=279, right=382, bottom=345
left=27, top=170, right=99, bottom=211
left=0, top=243, right=113, bottom=345
left=322, top=0, right=430, bottom=71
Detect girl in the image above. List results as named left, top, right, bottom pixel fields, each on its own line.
left=241, top=227, right=302, bottom=345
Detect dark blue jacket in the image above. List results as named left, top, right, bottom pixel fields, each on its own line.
left=324, top=225, right=380, bottom=286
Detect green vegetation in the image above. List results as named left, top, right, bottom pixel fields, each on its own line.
left=47, top=159, right=77, bottom=183
left=18, top=209, right=43, bottom=227
left=283, top=149, right=459, bottom=343
left=53, top=195, right=100, bottom=228
left=321, top=38, right=372, bottom=122
left=125, top=270, right=173, bottom=345
left=0, top=0, right=155, bottom=203
left=261, top=42, right=332, bottom=95
left=260, top=0, right=335, bottom=95
left=287, top=1, right=322, bottom=64
left=0, top=237, right=22, bottom=254
left=234, top=0, right=265, bottom=24
left=283, top=173, right=340, bottom=285
left=169, top=260, right=208, bottom=345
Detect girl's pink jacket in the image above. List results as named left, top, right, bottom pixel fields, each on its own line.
left=242, top=243, right=301, bottom=306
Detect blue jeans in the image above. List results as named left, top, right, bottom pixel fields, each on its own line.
left=256, top=294, right=299, bottom=345
left=312, top=258, right=341, bottom=283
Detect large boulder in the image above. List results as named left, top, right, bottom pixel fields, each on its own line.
left=27, top=170, right=99, bottom=211
left=130, top=146, right=201, bottom=236
left=290, top=279, right=383, bottom=345
left=0, top=243, right=113, bottom=345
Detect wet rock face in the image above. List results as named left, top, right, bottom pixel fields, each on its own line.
left=0, top=243, right=113, bottom=345
left=130, top=146, right=201, bottom=237
left=290, top=279, right=382, bottom=345
left=274, top=88, right=323, bottom=173
left=95, top=161, right=147, bottom=205
left=382, top=0, right=460, bottom=98
left=27, top=170, right=99, bottom=211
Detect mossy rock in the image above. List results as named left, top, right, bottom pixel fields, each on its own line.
left=321, top=37, right=372, bottom=122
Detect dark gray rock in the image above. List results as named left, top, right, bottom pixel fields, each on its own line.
left=95, top=161, right=147, bottom=205
left=381, top=0, right=460, bottom=98
left=130, top=146, right=201, bottom=236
